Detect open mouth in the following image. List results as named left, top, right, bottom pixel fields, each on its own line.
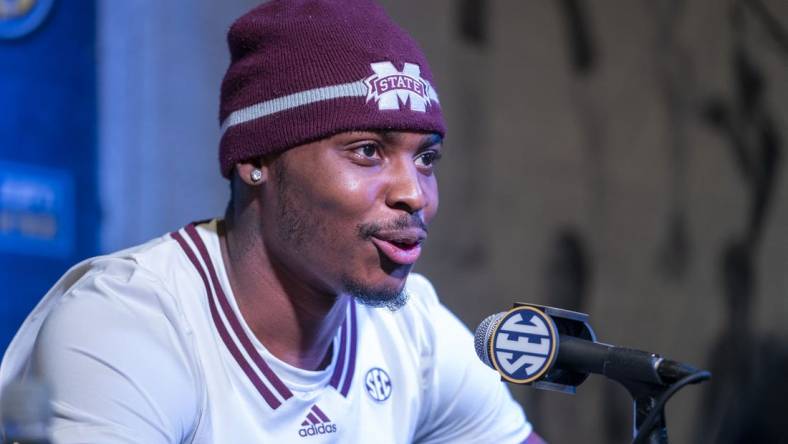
left=370, top=236, right=423, bottom=265
left=390, top=240, right=419, bottom=250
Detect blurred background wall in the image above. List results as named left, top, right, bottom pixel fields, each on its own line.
left=2, top=0, right=786, bottom=443
left=1, top=0, right=98, bottom=355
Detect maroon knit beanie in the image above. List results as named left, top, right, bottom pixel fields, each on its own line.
left=218, top=0, right=447, bottom=178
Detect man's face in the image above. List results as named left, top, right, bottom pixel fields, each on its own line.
left=259, top=130, right=442, bottom=308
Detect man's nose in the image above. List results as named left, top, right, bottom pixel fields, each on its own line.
left=385, top=161, right=428, bottom=214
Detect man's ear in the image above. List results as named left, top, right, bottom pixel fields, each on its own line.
left=235, top=158, right=270, bottom=186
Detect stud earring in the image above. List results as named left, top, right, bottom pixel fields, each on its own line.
left=250, top=169, right=263, bottom=183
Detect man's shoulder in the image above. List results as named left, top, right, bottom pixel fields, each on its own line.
left=0, top=234, right=205, bottom=442
left=74, top=226, right=208, bottom=297
left=105, top=230, right=190, bottom=279
left=0, top=230, right=200, bottom=387
left=54, top=229, right=206, bottom=333
left=36, top=232, right=192, bottom=336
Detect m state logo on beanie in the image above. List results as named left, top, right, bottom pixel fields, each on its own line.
left=364, top=62, right=439, bottom=112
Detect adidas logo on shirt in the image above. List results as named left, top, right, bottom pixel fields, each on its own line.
left=297, top=405, right=337, bottom=437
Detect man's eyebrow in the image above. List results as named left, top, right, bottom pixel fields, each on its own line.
left=418, top=133, right=443, bottom=150
left=381, top=131, right=443, bottom=149
left=347, top=130, right=443, bottom=149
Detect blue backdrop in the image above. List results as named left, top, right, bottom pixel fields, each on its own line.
left=0, top=0, right=98, bottom=352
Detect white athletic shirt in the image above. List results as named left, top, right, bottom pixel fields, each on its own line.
left=0, top=220, right=533, bottom=443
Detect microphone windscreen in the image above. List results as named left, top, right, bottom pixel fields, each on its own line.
left=474, top=312, right=505, bottom=367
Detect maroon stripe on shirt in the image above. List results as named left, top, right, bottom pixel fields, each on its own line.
left=340, top=301, right=358, bottom=397
left=328, top=317, right=348, bottom=389
left=184, top=223, right=293, bottom=401
left=311, top=405, right=331, bottom=423
left=170, top=230, right=281, bottom=409
left=306, top=413, right=320, bottom=425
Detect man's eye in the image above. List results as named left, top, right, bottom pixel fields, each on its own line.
left=353, top=144, right=380, bottom=159
left=415, top=150, right=442, bottom=168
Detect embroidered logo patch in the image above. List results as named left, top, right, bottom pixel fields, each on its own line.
left=364, top=367, right=392, bottom=402
left=364, top=62, right=438, bottom=112
left=297, top=405, right=337, bottom=438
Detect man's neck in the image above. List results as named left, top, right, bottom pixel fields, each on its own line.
left=218, top=216, right=347, bottom=371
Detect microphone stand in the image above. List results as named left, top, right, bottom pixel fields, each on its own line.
left=624, top=369, right=711, bottom=444
left=622, top=379, right=669, bottom=444
left=507, top=304, right=711, bottom=444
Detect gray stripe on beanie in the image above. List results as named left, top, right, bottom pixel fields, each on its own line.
left=220, top=81, right=367, bottom=134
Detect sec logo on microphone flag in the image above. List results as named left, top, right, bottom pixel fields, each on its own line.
left=489, top=306, right=558, bottom=384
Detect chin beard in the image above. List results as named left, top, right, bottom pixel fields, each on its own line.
left=341, top=276, right=410, bottom=311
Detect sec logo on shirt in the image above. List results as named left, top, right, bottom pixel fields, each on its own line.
left=364, top=368, right=392, bottom=402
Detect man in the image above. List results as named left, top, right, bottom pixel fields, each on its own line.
left=1, top=1, right=543, bottom=442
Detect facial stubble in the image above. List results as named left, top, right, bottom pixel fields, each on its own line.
left=273, top=159, right=409, bottom=310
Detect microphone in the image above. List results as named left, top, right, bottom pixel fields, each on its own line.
left=474, top=304, right=700, bottom=393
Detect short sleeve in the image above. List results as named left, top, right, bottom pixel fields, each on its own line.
left=408, top=275, right=533, bottom=444
left=28, top=260, right=201, bottom=444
